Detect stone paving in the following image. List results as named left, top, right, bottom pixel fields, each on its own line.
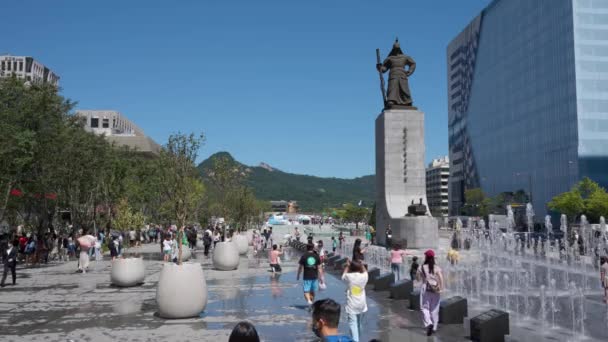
left=1, top=227, right=603, bottom=341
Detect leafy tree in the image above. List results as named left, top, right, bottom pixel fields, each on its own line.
left=113, top=198, right=144, bottom=232
left=157, top=132, right=205, bottom=264
left=586, top=189, right=608, bottom=222
left=548, top=188, right=585, bottom=223
left=342, top=203, right=369, bottom=230
left=368, top=203, right=376, bottom=227
left=463, top=188, right=490, bottom=217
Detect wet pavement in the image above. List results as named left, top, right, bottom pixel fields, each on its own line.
left=0, top=241, right=471, bottom=342
left=2, top=230, right=601, bottom=342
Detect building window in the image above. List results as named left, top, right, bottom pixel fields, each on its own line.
left=102, top=118, right=109, bottom=128
left=19, top=61, right=23, bottom=71
left=91, top=117, right=99, bottom=128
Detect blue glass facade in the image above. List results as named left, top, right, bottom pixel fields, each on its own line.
left=448, top=0, right=608, bottom=217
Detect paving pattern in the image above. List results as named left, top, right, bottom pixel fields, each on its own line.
left=1, top=229, right=603, bottom=342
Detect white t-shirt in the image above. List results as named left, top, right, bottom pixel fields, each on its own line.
left=163, top=239, right=173, bottom=251
left=341, top=272, right=369, bottom=314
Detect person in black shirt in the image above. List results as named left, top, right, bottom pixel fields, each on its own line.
left=297, top=243, right=324, bottom=305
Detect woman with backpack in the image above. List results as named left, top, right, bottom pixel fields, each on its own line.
left=417, top=249, right=444, bottom=336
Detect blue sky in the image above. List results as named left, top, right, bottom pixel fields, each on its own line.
left=1, top=0, right=490, bottom=178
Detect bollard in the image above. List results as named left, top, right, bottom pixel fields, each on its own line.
left=373, top=272, right=395, bottom=291
left=367, top=267, right=381, bottom=285
left=334, top=258, right=348, bottom=270
left=389, top=279, right=413, bottom=300
left=409, top=289, right=421, bottom=310
left=327, top=255, right=341, bottom=266
left=439, top=296, right=468, bottom=324
left=470, top=309, right=509, bottom=342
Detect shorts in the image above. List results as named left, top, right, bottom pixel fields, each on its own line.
left=270, top=264, right=282, bottom=272
left=303, top=279, right=319, bottom=293
left=163, top=250, right=171, bottom=255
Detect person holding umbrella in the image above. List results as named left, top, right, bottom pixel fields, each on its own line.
left=77, top=229, right=96, bottom=274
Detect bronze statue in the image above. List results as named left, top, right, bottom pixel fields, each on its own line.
left=376, top=39, right=416, bottom=108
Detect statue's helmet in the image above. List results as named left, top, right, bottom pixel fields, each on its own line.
left=389, top=38, right=404, bottom=56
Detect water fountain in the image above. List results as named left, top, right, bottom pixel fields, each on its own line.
left=540, top=284, right=547, bottom=328
left=507, top=205, right=515, bottom=233
left=328, top=207, right=607, bottom=340
left=526, top=203, right=534, bottom=234
left=545, top=215, right=553, bottom=236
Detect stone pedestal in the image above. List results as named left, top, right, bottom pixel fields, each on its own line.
left=375, top=109, right=439, bottom=249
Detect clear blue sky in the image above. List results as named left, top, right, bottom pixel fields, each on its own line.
left=1, top=0, right=490, bottom=178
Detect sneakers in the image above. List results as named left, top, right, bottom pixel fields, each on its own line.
left=426, top=325, right=434, bottom=336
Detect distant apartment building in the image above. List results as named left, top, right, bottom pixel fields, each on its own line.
left=76, top=110, right=160, bottom=157
left=426, top=156, right=449, bottom=217
left=0, top=55, right=59, bottom=86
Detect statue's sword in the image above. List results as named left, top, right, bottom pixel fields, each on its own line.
left=376, top=48, right=387, bottom=106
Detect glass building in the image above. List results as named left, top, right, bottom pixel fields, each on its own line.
left=448, top=0, right=608, bottom=218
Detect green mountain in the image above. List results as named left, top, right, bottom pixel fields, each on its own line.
left=197, top=152, right=375, bottom=212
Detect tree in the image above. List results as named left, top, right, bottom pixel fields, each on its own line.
left=113, top=199, right=145, bottom=234
left=548, top=177, right=608, bottom=223
left=368, top=203, right=376, bottom=227
left=463, top=188, right=490, bottom=217
left=203, top=154, right=247, bottom=233
left=586, top=189, right=608, bottom=222
left=157, top=132, right=205, bottom=264
left=343, top=203, right=369, bottom=230
left=548, top=189, right=584, bottom=222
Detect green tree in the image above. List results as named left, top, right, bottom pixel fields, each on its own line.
left=343, top=203, right=369, bottom=230
left=368, top=203, right=376, bottom=227
left=463, top=188, right=490, bottom=217
left=586, top=189, right=608, bottom=221
left=158, top=132, right=205, bottom=264
left=548, top=189, right=584, bottom=222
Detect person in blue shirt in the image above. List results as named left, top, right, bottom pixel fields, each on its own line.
left=311, top=299, right=354, bottom=342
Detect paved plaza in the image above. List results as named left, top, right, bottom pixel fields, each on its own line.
left=0, top=227, right=606, bottom=342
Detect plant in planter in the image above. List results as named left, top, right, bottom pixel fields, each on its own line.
left=155, top=132, right=208, bottom=318
left=110, top=198, right=146, bottom=287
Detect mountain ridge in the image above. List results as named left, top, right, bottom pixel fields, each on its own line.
left=197, top=152, right=375, bottom=212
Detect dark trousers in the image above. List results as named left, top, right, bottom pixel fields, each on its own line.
left=1, top=263, right=16, bottom=285
left=204, top=244, right=210, bottom=256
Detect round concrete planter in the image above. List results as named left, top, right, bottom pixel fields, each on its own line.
left=232, top=234, right=249, bottom=255
left=245, top=230, right=253, bottom=244
left=110, top=257, right=145, bottom=287
left=156, top=262, right=207, bottom=318
left=181, top=245, right=192, bottom=261
left=212, top=242, right=239, bottom=270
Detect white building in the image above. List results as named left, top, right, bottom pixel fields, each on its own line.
left=76, top=110, right=160, bottom=157
left=426, top=156, right=449, bottom=218
left=0, top=55, right=59, bottom=86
